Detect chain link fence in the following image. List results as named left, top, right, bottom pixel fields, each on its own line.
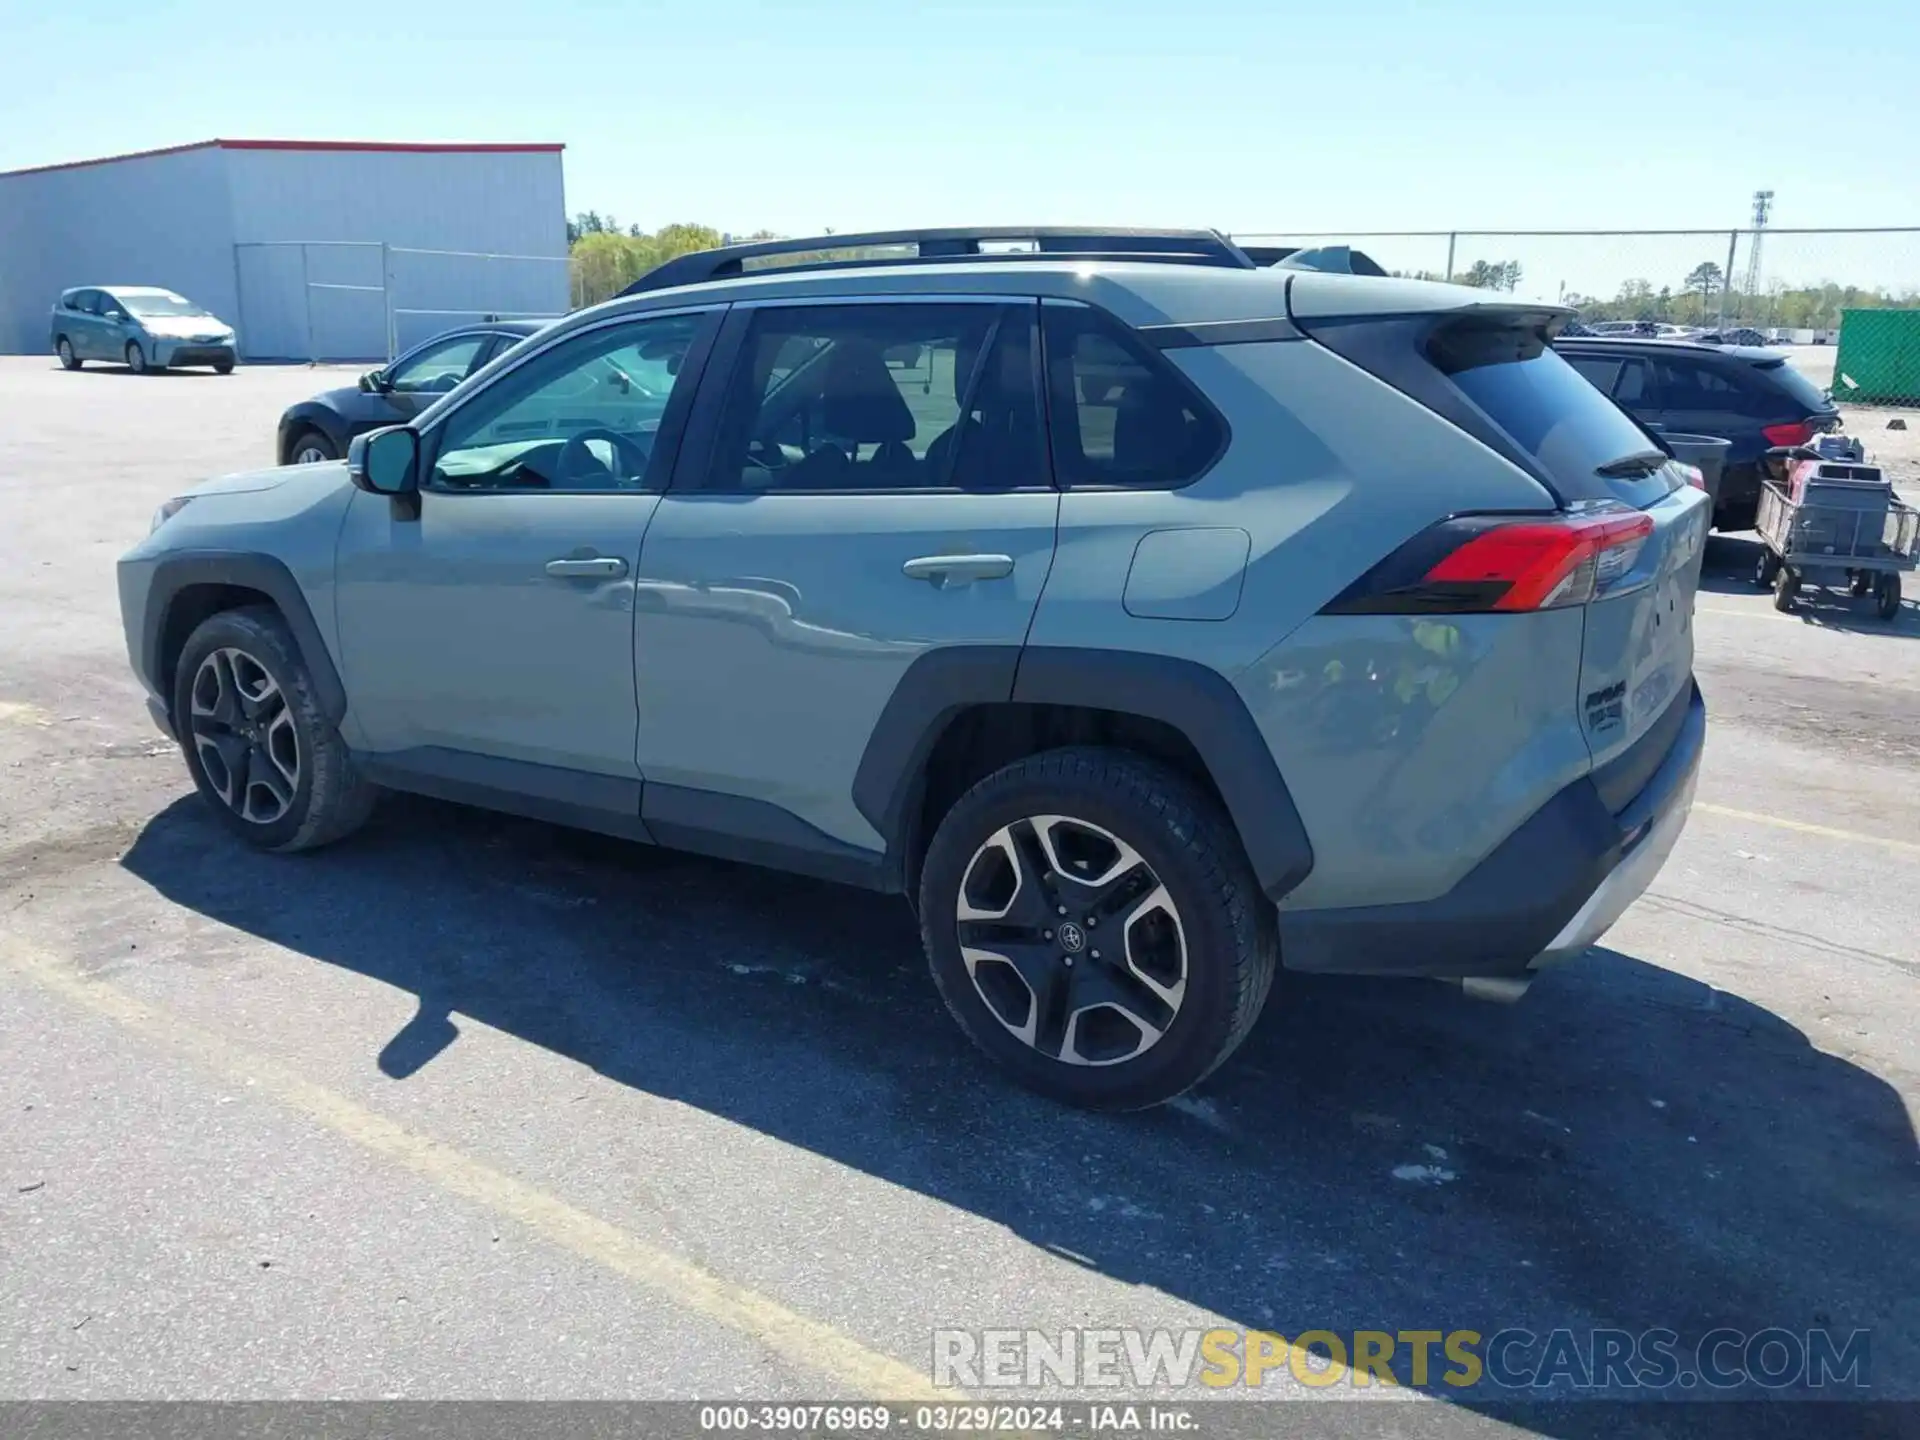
left=1234, top=227, right=1920, bottom=405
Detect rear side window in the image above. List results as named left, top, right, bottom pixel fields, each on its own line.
left=1564, top=355, right=1622, bottom=394
left=1042, top=306, right=1225, bottom=489
left=1755, top=358, right=1830, bottom=414
left=1431, top=321, right=1674, bottom=506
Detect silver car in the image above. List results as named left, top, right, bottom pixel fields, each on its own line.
left=51, top=286, right=237, bottom=374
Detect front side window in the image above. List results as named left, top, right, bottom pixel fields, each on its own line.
left=1042, top=306, right=1225, bottom=489
left=705, top=302, right=1043, bottom=493
left=387, top=335, right=489, bottom=395
left=429, top=312, right=705, bottom=492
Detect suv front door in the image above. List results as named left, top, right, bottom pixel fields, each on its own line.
left=631, top=299, right=1058, bottom=862
left=331, top=307, right=720, bottom=818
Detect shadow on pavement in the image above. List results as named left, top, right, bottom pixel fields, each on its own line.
left=120, top=794, right=1918, bottom=1434
left=1699, top=534, right=1916, bottom=635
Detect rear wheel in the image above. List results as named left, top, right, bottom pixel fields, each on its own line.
left=1849, top=570, right=1874, bottom=598
left=918, top=747, right=1276, bottom=1111
left=172, top=607, right=376, bottom=852
left=56, top=337, right=81, bottom=370
left=1773, top=565, right=1799, bottom=612
left=125, top=341, right=152, bottom=374
left=1877, top=573, right=1903, bottom=621
left=1755, top=549, right=1781, bottom=587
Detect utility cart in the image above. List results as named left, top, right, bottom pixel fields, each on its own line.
left=1754, top=451, right=1917, bottom=619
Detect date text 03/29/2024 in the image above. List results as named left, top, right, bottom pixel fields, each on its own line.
left=698, top=1404, right=1193, bottom=1432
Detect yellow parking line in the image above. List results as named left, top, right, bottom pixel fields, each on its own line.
left=0, top=932, right=942, bottom=1402
left=1694, top=803, right=1920, bottom=859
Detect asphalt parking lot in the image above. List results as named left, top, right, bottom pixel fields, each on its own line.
left=1, top=356, right=1916, bottom=1433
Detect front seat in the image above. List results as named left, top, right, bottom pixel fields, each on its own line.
left=784, top=341, right=918, bottom=488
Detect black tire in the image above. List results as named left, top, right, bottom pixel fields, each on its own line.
left=1849, top=570, right=1873, bottom=598
left=289, top=429, right=338, bottom=465
left=918, top=747, right=1276, bottom=1111
left=56, top=337, right=81, bottom=370
left=126, top=341, right=153, bottom=374
left=171, top=606, right=376, bottom=853
left=1755, top=549, right=1781, bottom=587
left=213, top=359, right=235, bottom=374
left=1773, top=565, right=1798, bottom=612
left=1878, top=573, right=1903, bottom=621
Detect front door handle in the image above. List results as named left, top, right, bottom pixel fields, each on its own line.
left=901, top=553, right=1015, bottom=587
left=545, top=556, right=628, bottom=579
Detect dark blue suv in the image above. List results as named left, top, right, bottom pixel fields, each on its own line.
left=1553, top=336, right=1839, bottom=532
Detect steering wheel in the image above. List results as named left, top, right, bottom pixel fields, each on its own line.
left=747, top=437, right=792, bottom=471
left=557, top=427, right=652, bottom=485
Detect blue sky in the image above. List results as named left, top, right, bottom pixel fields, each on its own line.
left=4, top=0, right=1918, bottom=295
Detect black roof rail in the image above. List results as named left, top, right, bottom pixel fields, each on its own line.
left=619, top=226, right=1258, bottom=296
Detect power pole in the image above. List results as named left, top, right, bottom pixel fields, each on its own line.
left=1742, top=190, right=1774, bottom=318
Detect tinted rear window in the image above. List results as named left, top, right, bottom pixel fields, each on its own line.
left=1042, top=306, right=1226, bottom=489
left=1432, top=322, right=1675, bottom=506
left=1755, top=358, right=1830, bottom=414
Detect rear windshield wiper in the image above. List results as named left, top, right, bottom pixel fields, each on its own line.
left=1595, top=449, right=1669, bottom=479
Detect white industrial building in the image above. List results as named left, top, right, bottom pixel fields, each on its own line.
left=0, top=139, right=569, bottom=361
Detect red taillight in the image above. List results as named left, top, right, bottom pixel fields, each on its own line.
left=1763, top=420, right=1815, bottom=448
left=1324, top=508, right=1655, bottom=615
left=1677, top=463, right=1707, bottom=492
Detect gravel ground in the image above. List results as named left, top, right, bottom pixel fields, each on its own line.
left=1, top=356, right=1915, bottom=1436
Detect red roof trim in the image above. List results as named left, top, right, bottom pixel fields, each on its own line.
left=1, top=138, right=564, bottom=179
left=214, top=139, right=566, bottom=155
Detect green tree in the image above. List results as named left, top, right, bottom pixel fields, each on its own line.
left=1684, top=261, right=1724, bottom=305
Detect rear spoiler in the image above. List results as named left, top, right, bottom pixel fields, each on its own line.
left=1237, top=244, right=1390, bottom=277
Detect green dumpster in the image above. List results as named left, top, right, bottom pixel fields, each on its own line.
left=1832, top=308, right=1920, bottom=406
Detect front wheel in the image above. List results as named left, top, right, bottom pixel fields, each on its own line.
left=1755, top=549, right=1781, bottom=587
left=290, top=430, right=338, bottom=465
left=172, top=607, right=376, bottom=852
left=213, top=358, right=235, bottom=375
left=918, top=748, right=1276, bottom=1111
left=125, top=341, right=152, bottom=374
left=1878, top=573, right=1903, bottom=621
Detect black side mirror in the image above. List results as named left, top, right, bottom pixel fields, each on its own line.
left=349, top=426, right=422, bottom=516
left=359, top=369, right=389, bottom=394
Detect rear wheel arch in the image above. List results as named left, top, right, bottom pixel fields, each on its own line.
left=854, top=646, right=1315, bottom=905
left=148, top=555, right=346, bottom=731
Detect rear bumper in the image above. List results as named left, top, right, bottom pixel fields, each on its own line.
left=1278, top=683, right=1705, bottom=978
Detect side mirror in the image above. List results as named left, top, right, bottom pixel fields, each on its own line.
left=349, top=426, right=421, bottom=501
left=358, top=369, right=388, bottom=394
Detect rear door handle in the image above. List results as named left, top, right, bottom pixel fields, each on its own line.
left=545, top=556, right=628, bottom=579
left=901, top=553, right=1015, bottom=587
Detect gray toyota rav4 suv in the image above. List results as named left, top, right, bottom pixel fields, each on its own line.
left=118, top=227, right=1708, bottom=1110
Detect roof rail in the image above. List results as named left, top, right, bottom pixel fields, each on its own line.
left=619, top=226, right=1258, bottom=296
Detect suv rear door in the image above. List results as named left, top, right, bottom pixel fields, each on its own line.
left=630, top=298, right=1057, bottom=861
left=1427, top=322, right=1710, bottom=778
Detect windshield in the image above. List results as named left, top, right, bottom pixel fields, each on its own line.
left=119, top=293, right=212, bottom=319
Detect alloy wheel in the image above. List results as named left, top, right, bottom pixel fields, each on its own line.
left=955, top=814, right=1187, bottom=1066
left=189, top=647, right=300, bottom=824
left=294, top=443, right=331, bottom=465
